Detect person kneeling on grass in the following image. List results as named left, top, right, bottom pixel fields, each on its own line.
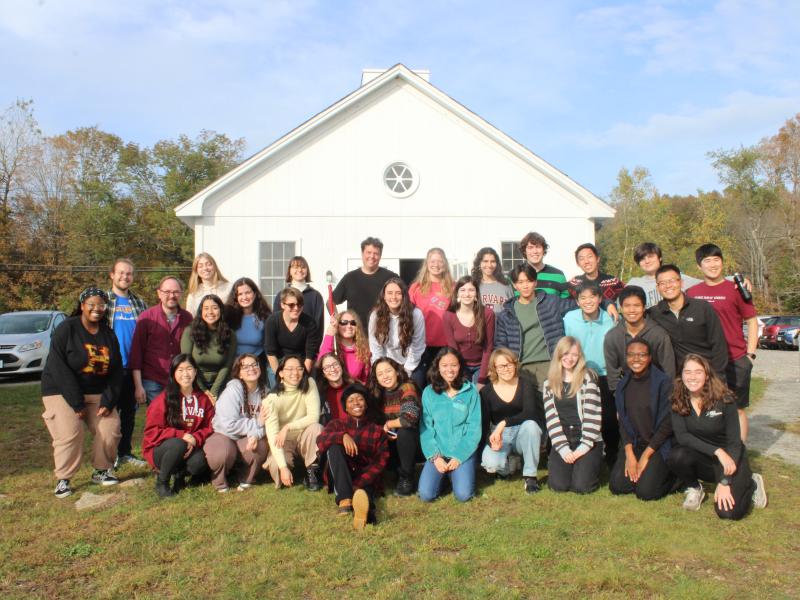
left=668, top=354, right=767, bottom=519
left=204, top=354, right=269, bottom=493
left=608, top=340, right=676, bottom=501
left=418, top=347, right=482, bottom=503
left=143, top=354, right=214, bottom=498
left=317, top=383, right=389, bottom=529
left=543, top=337, right=604, bottom=494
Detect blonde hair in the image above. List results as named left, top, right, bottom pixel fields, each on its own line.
left=487, top=348, right=519, bottom=384
left=188, top=253, right=229, bottom=296
left=334, top=310, right=370, bottom=365
left=546, top=336, right=589, bottom=399
left=413, top=247, right=454, bottom=296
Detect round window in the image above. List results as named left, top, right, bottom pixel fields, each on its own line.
left=383, top=162, right=419, bottom=198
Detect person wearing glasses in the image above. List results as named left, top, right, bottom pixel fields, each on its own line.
left=204, top=354, right=269, bottom=492
left=129, top=276, right=193, bottom=404
left=273, top=256, right=325, bottom=335
left=318, top=310, right=370, bottom=383
left=315, top=352, right=355, bottom=423
left=42, top=287, right=123, bottom=498
left=265, top=288, right=322, bottom=383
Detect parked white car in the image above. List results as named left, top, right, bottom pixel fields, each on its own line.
left=0, top=311, right=67, bottom=375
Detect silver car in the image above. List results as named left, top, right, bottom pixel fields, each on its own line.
left=0, top=311, right=67, bottom=375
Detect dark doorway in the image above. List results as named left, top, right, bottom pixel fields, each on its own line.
left=399, top=259, right=424, bottom=286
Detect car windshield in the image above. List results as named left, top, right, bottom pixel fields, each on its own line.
left=0, top=314, right=52, bottom=334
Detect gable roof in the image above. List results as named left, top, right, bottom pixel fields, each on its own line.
left=175, top=63, right=614, bottom=221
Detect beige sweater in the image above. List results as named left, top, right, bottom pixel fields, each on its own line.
left=265, top=379, right=320, bottom=468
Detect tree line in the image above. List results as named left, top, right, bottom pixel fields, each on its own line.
left=1, top=100, right=798, bottom=313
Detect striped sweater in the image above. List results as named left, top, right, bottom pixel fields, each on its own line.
left=543, top=372, right=602, bottom=459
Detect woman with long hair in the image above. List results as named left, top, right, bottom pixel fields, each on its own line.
left=480, top=348, right=545, bottom=493
left=418, top=348, right=481, bottom=503
left=542, top=337, right=604, bottom=494
left=471, top=247, right=513, bottom=315
left=225, top=277, right=272, bottom=363
left=180, top=294, right=237, bottom=404
left=668, top=354, right=767, bottom=518
left=368, top=277, right=426, bottom=389
left=143, top=354, right=215, bottom=497
left=442, top=275, right=495, bottom=386
left=204, top=354, right=269, bottom=492
left=185, top=252, right=232, bottom=315
left=314, top=352, right=354, bottom=423
left=366, top=357, right=421, bottom=496
left=273, top=256, right=325, bottom=335
left=318, top=310, right=370, bottom=383
left=41, top=287, right=123, bottom=497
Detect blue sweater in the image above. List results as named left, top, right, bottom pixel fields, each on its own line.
left=420, top=381, right=482, bottom=463
left=564, top=308, right=615, bottom=375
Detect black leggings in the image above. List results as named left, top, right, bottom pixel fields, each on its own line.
left=547, top=442, right=604, bottom=494
left=388, top=427, right=419, bottom=480
left=667, top=445, right=755, bottom=520
left=152, top=437, right=209, bottom=484
left=609, top=444, right=675, bottom=501
left=598, top=376, right=619, bottom=465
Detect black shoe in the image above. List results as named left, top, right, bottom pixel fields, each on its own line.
left=54, top=479, right=73, bottom=498
left=156, top=481, right=175, bottom=498
left=304, top=463, right=322, bottom=492
left=394, top=476, right=414, bottom=497
left=524, top=476, right=541, bottom=494
left=172, top=473, right=187, bottom=494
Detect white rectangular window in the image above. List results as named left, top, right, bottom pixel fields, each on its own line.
left=501, top=241, right=523, bottom=274
left=259, top=241, right=296, bottom=300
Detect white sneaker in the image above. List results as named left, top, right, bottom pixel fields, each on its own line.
left=682, top=486, right=705, bottom=511
left=237, top=483, right=253, bottom=492
left=115, top=454, right=147, bottom=468
left=752, top=473, right=768, bottom=509
left=217, top=487, right=230, bottom=493
left=91, top=469, right=119, bottom=486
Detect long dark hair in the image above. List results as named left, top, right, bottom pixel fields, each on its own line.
left=230, top=353, right=267, bottom=417
left=366, top=357, right=417, bottom=417
left=275, top=354, right=310, bottom=394
left=165, top=353, right=200, bottom=428
left=314, top=352, right=354, bottom=399
left=672, top=354, right=733, bottom=416
left=449, top=275, right=487, bottom=345
left=190, top=294, right=233, bottom=354
left=428, top=347, right=467, bottom=394
left=471, top=247, right=508, bottom=285
left=225, top=277, right=272, bottom=329
left=371, top=277, right=416, bottom=355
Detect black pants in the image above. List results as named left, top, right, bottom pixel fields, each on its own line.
left=547, top=442, right=603, bottom=494
left=413, top=346, right=442, bottom=390
left=667, top=445, right=755, bottom=520
left=598, top=376, right=619, bottom=467
left=389, top=427, right=418, bottom=480
left=117, top=369, right=137, bottom=456
left=152, top=437, right=209, bottom=484
left=608, top=443, right=675, bottom=501
left=326, top=445, right=376, bottom=519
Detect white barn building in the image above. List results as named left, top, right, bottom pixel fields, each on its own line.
left=175, top=64, right=614, bottom=300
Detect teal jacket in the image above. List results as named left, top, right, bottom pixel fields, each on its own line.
left=564, top=308, right=615, bottom=375
left=420, top=381, right=482, bottom=463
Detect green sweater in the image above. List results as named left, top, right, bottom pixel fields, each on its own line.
left=180, top=327, right=237, bottom=399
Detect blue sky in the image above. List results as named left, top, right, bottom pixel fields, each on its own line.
left=2, top=0, right=798, bottom=198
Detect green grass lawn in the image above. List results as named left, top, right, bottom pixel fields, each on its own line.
left=1, top=382, right=798, bottom=599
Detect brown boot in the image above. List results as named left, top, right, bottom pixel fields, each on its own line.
left=337, top=498, right=352, bottom=516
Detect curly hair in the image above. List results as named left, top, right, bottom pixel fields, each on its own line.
left=332, top=310, right=370, bottom=365
left=371, top=277, right=417, bottom=356
left=471, top=247, right=508, bottom=285
left=190, top=294, right=233, bottom=354
left=412, top=247, right=454, bottom=297
left=448, top=275, right=487, bottom=345
left=428, top=347, right=467, bottom=394
left=671, top=354, right=733, bottom=416
left=225, top=277, right=272, bottom=330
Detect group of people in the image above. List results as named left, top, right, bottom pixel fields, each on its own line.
left=40, top=232, right=768, bottom=529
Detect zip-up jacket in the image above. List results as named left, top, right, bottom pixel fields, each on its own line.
left=615, top=366, right=673, bottom=461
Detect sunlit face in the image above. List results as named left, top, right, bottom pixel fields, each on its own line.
left=238, top=358, right=261, bottom=383
left=525, top=243, right=545, bottom=266
left=638, top=252, right=661, bottom=276
left=289, top=261, right=308, bottom=283
left=236, top=284, right=255, bottom=309
left=338, top=312, right=357, bottom=340
left=321, top=356, right=343, bottom=384
left=699, top=256, right=724, bottom=281
left=174, top=361, right=197, bottom=389
left=280, top=358, right=304, bottom=386
left=493, top=356, right=517, bottom=383
left=345, top=392, right=367, bottom=418
left=384, top=283, right=403, bottom=312
left=81, top=295, right=107, bottom=323
left=438, top=353, right=461, bottom=386
left=282, top=297, right=303, bottom=318
left=512, top=273, right=536, bottom=301
left=362, top=244, right=382, bottom=271
left=560, top=345, right=581, bottom=371
left=375, top=361, right=399, bottom=390
left=196, top=257, right=216, bottom=282
left=426, top=252, right=446, bottom=278
left=480, top=253, right=497, bottom=279
left=621, top=296, right=645, bottom=325
left=625, top=342, right=651, bottom=376
left=457, top=282, right=477, bottom=307
left=201, top=299, right=221, bottom=327
left=110, top=261, right=133, bottom=292
left=577, top=289, right=601, bottom=316
left=576, top=248, right=599, bottom=276
left=681, top=359, right=707, bottom=394
left=158, top=279, right=182, bottom=310
left=656, top=270, right=682, bottom=301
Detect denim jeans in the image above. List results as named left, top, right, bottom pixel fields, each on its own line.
left=418, top=451, right=477, bottom=503
left=464, top=364, right=480, bottom=385
left=481, top=420, right=542, bottom=477
left=142, top=379, right=164, bottom=405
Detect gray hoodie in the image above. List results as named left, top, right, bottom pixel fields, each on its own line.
left=603, top=317, right=676, bottom=393
left=211, top=379, right=266, bottom=440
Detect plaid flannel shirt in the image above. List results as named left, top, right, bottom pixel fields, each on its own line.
left=105, top=289, right=148, bottom=329
left=317, top=416, right=389, bottom=491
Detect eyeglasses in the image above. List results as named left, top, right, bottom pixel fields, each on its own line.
left=85, top=303, right=107, bottom=311
left=159, top=290, right=181, bottom=296
left=338, top=320, right=357, bottom=327
left=322, top=363, right=342, bottom=373
left=495, top=363, right=514, bottom=370
left=626, top=352, right=650, bottom=359
left=240, top=363, right=260, bottom=371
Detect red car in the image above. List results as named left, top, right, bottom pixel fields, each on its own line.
left=758, top=316, right=800, bottom=349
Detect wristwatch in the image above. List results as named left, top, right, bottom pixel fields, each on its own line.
left=719, top=477, right=731, bottom=486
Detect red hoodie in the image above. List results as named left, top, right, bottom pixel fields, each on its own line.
left=142, top=389, right=215, bottom=468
